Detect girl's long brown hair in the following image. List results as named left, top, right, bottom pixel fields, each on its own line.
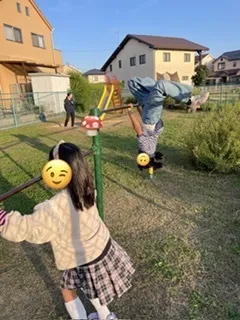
left=49, top=143, right=95, bottom=210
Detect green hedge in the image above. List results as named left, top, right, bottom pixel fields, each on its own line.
left=185, top=102, right=240, bottom=172
left=69, top=72, right=104, bottom=113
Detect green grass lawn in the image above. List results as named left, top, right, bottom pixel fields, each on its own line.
left=0, top=111, right=240, bottom=320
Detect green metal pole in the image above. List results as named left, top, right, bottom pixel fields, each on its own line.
left=90, top=107, right=104, bottom=220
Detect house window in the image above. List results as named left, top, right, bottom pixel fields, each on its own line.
left=139, top=54, right=146, bottom=65
left=130, top=57, right=136, bottom=66
left=94, top=76, right=98, bottom=82
left=31, top=33, right=45, bottom=48
left=184, top=53, right=191, bottom=62
left=16, top=2, right=21, bottom=13
left=118, top=60, right=122, bottom=69
left=233, top=61, right=237, bottom=67
left=218, top=62, right=225, bottom=70
left=4, top=24, right=23, bottom=43
left=110, top=64, right=112, bottom=72
left=182, top=76, right=189, bottom=81
left=163, top=52, right=171, bottom=62
left=25, top=6, right=30, bottom=16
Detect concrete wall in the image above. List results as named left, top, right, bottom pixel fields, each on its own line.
left=30, top=73, right=70, bottom=114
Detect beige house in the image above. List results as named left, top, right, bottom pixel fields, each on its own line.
left=61, top=63, right=81, bottom=75
left=101, top=34, right=209, bottom=87
left=195, top=53, right=214, bottom=71
left=83, top=69, right=106, bottom=83
left=208, top=50, right=240, bottom=84
left=0, top=0, right=63, bottom=94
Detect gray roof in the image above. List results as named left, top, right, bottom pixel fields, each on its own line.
left=83, top=69, right=105, bottom=76
left=102, top=34, right=209, bottom=70
left=210, top=68, right=240, bottom=77
left=218, top=50, right=240, bottom=61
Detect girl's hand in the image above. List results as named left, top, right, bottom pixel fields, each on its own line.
left=127, top=103, right=134, bottom=112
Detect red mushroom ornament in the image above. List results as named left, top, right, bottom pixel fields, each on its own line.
left=81, top=116, right=102, bottom=136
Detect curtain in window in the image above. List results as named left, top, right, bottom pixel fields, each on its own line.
left=4, top=25, right=14, bottom=41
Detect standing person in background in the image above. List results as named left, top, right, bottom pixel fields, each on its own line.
left=64, top=93, right=76, bottom=127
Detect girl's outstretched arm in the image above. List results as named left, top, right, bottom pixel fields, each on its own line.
left=0, top=201, right=58, bottom=244
left=127, top=104, right=143, bottom=136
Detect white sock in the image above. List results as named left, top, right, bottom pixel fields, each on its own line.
left=90, top=298, right=111, bottom=320
left=65, top=297, right=88, bottom=320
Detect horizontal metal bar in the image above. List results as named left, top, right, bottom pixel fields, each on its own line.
left=0, top=149, right=93, bottom=203
left=99, top=104, right=138, bottom=115
left=0, top=176, right=42, bottom=202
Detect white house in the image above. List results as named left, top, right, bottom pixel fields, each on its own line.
left=195, top=53, right=214, bottom=71
left=101, top=34, right=209, bottom=87
left=61, top=63, right=81, bottom=75
left=207, top=50, right=240, bottom=84
left=83, top=69, right=105, bottom=83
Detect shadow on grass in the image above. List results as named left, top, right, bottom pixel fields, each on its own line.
left=101, top=131, right=240, bottom=319
left=12, top=134, right=53, bottom=154
left=101, top=130, right=193, bottom=171
left=0, top=125, right=77, bottom=151
left=104, top=174, right=174, bottom=214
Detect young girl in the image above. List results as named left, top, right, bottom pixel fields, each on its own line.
left=127, top=77, right=209, bottom=169
left=0, top=142, right=135, bottom=320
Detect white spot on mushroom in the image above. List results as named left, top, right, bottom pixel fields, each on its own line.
left=94, top=116, right=99, bottom=120
left=92, top=122, right=99, bottom=128
left=86, top=124, right=90, bottom=129
left=82, top=121, right=87, bottom=126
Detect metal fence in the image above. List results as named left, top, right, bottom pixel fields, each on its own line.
left=0, top=91, right=67, bottom=130
left=199, top=84, right=240, bottom=106
left=200, top=83, right=240, bottom=93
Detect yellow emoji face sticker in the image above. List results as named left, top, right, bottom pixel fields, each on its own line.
left=137, top=153, right=150, bottom=166
left=42, top=160, right=72, bottom=190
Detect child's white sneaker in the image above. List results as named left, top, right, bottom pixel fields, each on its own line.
left=107, top=313, right=118, bottom=320
left=88, top=312, right=118, bottom=320
left=88, top=312, right=99, bottom=320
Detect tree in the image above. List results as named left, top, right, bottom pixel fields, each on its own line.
left=69, top=71, right=105, bottom=113
left=192, top=65, right=210, bottom=86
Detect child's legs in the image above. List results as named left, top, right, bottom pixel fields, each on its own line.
left=128, top=77, right=156, bottom=106
left=142, top=80, right=193, bottom=125
left=142, top=84, right=164, bottom=125
left=156, top=79, right=193, bottom=103
left=61, top=288, right=87, bottom=319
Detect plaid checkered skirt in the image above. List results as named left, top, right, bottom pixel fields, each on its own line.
left=60, top=239, right=135, bottom=305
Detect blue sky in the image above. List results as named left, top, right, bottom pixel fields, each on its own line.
left=37, top=0, right=239, bottom=72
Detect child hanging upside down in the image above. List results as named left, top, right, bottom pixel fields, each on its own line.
left=127, top=77, right=209, bottom=170
left=0, top=142, right=135, bottom=320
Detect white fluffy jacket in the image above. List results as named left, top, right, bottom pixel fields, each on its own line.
left=0, top=189, right=110, bottom=270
